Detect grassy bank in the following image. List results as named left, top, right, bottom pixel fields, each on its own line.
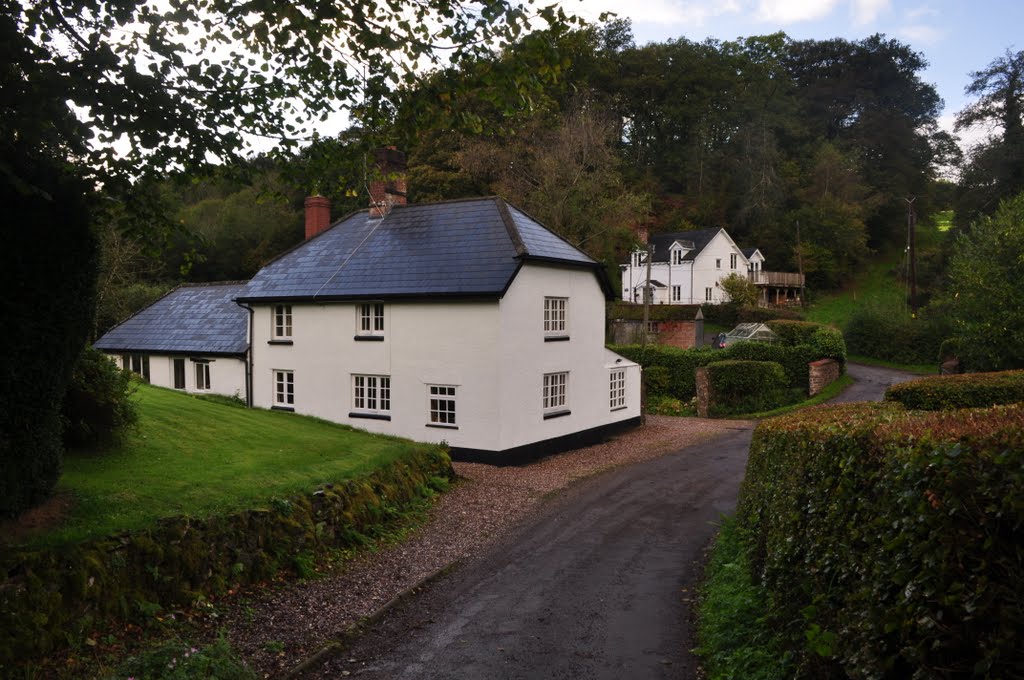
left=35, top=384, right=436, bottom=546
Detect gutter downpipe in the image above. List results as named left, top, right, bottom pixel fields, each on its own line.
left=235, top=300, right=255, bottom=407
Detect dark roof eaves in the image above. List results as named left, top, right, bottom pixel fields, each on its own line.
left=235, top=291, right=506, bottom=304
left=92, top=346, right=248, bottom=358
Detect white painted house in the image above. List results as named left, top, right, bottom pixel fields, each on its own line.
left=620, top=228, right=803, bottom=307
left=235, top=193, right=641, bottom=461
left=93, top=282, right=249, bottom=398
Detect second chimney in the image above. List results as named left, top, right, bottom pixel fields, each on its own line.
left=304, top=195, right=332, bottom=240
left=369, top=147, right=408, bottom=219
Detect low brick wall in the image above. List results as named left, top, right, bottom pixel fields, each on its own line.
left=607, top=320, right=698, bottom=348
left=809, top=358, right=840, bottom=396
left=657, top=320, right=698, bottom=349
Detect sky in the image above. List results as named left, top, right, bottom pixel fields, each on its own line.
left=568, top=0, right=1022, bottom=147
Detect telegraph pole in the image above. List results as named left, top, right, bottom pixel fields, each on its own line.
left=642, top=244, right=654, bottom=345
left=905, top=197, right=917, bottom=318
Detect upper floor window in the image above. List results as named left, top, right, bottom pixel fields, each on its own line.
left=610, top=369, right=626, bottom=410
left=631, top=250, right=647, bottom=267
left=730, top=253, right=737, bottom=269
left=715, top=258, right=722, bottom=269
left=273, top=305, right=292, bottom=339
left=671, top=249, right=684, bottom=265
left=544, top=297, right=568, bottom=338
left=705, top=287, right=713, bottom=301
left=357, top=302, right=385, bottom=338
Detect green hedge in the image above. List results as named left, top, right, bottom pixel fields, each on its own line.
left=844, top=307, right=949, bottom=365
left=737, top=402, right=1024, bottom=678
left=0, top=448, right=453, bottom=670
left=765, top=320, right=821, bottom=346
left=62, top=346, right=138, bottom=448
left=611, top=343, right=819, bottom=401
left=705, top=360, right=788, bottom=416
left=885, top=370, right=1024, bottom=410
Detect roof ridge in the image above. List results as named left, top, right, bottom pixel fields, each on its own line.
left=500, top=198, right=597, bottom=261
left=178, top=280, right=250, bottom=288
left=494, top=197, right=527, bottom=257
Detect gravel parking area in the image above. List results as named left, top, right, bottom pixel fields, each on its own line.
left=217, top=416, right=751, bottom=678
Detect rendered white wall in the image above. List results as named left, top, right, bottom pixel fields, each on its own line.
left=249, top=264, right=640, bottom=454
left=496, top=262, right=640, bottom=451
left=110, top=353, right=246, bottom=398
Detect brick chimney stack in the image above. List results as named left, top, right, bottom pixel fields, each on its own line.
left=635, top=223, right=649, bottom=245
left=304, top=195, right=332, bottom=240
left=369, top=146, right=408, bottom=219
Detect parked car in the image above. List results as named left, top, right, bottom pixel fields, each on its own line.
left=719, top=322, right=778, bottom=348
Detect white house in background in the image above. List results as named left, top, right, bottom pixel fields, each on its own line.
left=234, top=187, right=641, bottom=462
left=93, top=282, right=249, bottom=398
left=620, top=228, right=803, bottom=307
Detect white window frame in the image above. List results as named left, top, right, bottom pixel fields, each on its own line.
left=274, top=370, right=294, bottom=407
left=356, top=302, right=385, bottom=337
left=730, top=253, right=738, bottom=269
left=427, top=384, right=457, bottom=427
left=609, top=369, right=626, bottom=410
left=544, top=297, right=568, bottom=336
left=631, top=250, right=646, bottom=267
left=706, top=287, right=713, bottom=302
left=671, top=249, right=684, bottom=265
left=715, top=258, right=722, bottom=269
left=352, top=374, right=391, bottom=415
left=671, top=285, right=682, bottom=302
left=194, top=361, right=211, bottom=391
left=273, top=305, right=292, bottom=339
left=542, top=372, right=569, bottom=415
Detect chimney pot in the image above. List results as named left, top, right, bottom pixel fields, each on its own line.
left=304, top=195, right=331, bottom=239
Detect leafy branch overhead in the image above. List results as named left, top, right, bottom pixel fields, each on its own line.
left=6, top=0, right=578, bottom=193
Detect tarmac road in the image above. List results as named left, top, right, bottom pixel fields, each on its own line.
left=305, top=363, right=919, bottom=680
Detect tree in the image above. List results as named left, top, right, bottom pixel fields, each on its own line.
left=954, top=49, right=1024, bottom=226
left=0, top=0, right=576, bottom=516
left=720, top=273, right=758, bottom=307
left=937, top=192, right=1024, bottom=371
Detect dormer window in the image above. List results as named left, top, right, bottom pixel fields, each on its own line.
left=671, top=249, right=684, bottom=265
left=631, top=250, right=647, bottom=267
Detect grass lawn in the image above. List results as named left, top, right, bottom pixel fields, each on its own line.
left=41, top=384, right=435, bottom=547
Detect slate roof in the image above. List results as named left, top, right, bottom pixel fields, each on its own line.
left=640, top=228, right=722, bottom=263
left=94, top=282, right=249, bottom=356
left=237, top=197, right=601, bottom=302
left=741, top=247, right=762, bottom=260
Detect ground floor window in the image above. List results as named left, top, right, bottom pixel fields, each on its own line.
left=353, top=374, right=390, bottom=414
left=609, top=369, right=626, bottom=410
left=194, top=361, right=211, bottom=391
left=274, top=370, right=294, bottom=407
left=127, top=353, right=150, bottom=381
left=543, top=372, right=568, bottom=413
left=705, top=287, right=713, bottom=302
left=173, top=358, right=186, bottom=389
left=427, top=385, right=456, bottom=426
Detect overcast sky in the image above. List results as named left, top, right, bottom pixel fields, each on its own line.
left=568, top=0, right=1021, bottom=146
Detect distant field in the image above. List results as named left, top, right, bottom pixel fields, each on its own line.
left=38, top=385, right=434, bottom=546
left=805, top=210, right=950, bottom=329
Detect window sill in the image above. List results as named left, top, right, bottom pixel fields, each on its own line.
left=353, top=335, right=385, bottom=342
left=268, top=339, right=293, bottom=346
left=543, top=409, right=572, bottom=420
left=271, top=405, right=295, bottom=412
left=610, top=405, right=628, bottom=412
left=349, top=411, right=391, bottom=421
left=425, top=423, right=458, bottom=430
left=544, top=335, right=570, bottom=342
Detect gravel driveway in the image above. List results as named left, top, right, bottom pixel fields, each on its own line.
left=220, top=416, right=749, bottom=678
